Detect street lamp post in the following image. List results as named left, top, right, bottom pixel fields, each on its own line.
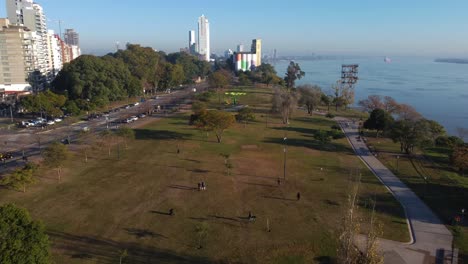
left=283, top=137, right=287, bottom=180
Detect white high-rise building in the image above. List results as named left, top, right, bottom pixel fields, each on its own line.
left=6, top=0, right=50, bottom=86
left=197, top=15, right=210, bottom=61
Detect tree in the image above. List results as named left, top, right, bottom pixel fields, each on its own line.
left=208, top=70, right=230, bottom=104
left=196, top=111, right=236, bottom=143
left=43, top=142, right=69, bottom=181
left=331, top=82, right=345, bottom=111
left=337, top=176, right=383, bottom=264
left=313, top=130, right=332, bottom=145
left=395, top=104, right=421, bottom=121
left=284, top=61, right=305, bottom=89
left=236, top=107, right=255, bottom=127
left=451, top=145, right=468, bottom=174
left=426, top=120, right=446, bottom=141
left=0, top=163, right=37, bottom=193
left=0, top=204, right=50, bottom=263
left=321, top=93, right=332, bottom=112
left=298, top=84, right=322, bottom=115
left=194, top=222, right=209, bottom=249
left=363, top=109, right=394, bottom=137
left=272, top=88, right=298, bottom=124
left=116, top=127, right=135, bottom=149
left=383, top=96, right=399, bottom=114
left=20, top=90, right=66, bottom=117
left=358, top=95, right=383, bottom=112
left=389, top=119, right=431, bottom=154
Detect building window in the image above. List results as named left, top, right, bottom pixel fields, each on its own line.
left=3, top=73, right=11, bottom=77
left=4, top=79, right=11, bottom=83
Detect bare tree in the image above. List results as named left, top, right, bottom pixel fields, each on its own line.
left=298, top=84, right=322, bottom=115
left=272, top=88, right=298, bottom=124
left=358, top=95, right=384, bottom=112
left=383, top=96, right=399, bottom=114
left=396, top=104, right=422, bottom=121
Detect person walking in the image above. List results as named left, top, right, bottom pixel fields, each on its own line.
left=296, top=192, right=301, bottom=201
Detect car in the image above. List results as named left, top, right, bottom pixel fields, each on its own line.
left=138, top=113, right=146, bottom=118
left=46, top=120, right=55, bottom=125
left=134, top=102, right=140, bottom=106
left=124, top=105, right=131, bottom=109
left=124, top=118, right=133, bottom=123
left=130, top=116, right=139, bottom=121
left=82, top=126, right=90, bottom=132
left=54, top=118, right=63, bottom=122
left=61, top=138, right=71, bottom=145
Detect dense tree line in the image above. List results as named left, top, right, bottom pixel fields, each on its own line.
left=19, top=44, right=211, bottom=115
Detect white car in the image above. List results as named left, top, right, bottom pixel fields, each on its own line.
left=46, top=120, right=55, bottom=125
left=54, top=118, right=63, bottom=122
left=131, top=116, right=138, bottom=121
left=134, top=102, right=140, bottom=106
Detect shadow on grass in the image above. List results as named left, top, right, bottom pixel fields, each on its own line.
left=168, top=185, right=197, bottom=191
left=48, top=230, right=213, bottom=264
left=263, top=195, right=297, bottom=202
left=134, top=129, right=191, bottom=141
left=123, top=228, right=168, bottom=239
left=150, top=210, right=172, bottom=216
left=293, top=116, right=336, bottom=127
left=263, top=137, right=353, bottom=153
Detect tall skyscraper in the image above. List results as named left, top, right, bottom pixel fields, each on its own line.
left=251, top=39, right=262, bottom=66
left=64, top=29, right=79, bottom=46
left=197, top=15, right=210, bottom=61
left=189, top=30, right=196, bottom=54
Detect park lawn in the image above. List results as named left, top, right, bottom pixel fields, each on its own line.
left=0, top=86, right=408, bottom=263
left=366, top=135, right=468, bottom=262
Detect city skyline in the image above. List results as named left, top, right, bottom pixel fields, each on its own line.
left=1, top=0, right=468, bottom=57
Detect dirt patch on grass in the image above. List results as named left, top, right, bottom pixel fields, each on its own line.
left=241, top=145, right=258, bottom=150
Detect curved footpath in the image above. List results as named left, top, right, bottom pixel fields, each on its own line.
left=336, top=117, right=454, bottom=264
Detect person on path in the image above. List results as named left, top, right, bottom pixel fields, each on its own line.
left=297, top=192, right=301, bottom=201
left=197, top=182, right=201, bottom=191
left=169, top=208, right=174, bottom=216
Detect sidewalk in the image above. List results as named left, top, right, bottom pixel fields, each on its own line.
left=336, top=117, right=453, bottom=264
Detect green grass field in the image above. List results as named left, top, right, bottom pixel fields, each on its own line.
left=0, top=87, right=408, bottom=263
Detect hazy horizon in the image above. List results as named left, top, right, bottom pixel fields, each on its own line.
left=1, top=0, right=468, bottom=57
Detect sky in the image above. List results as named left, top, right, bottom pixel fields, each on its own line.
left=1, top=0, right=468, bottom=57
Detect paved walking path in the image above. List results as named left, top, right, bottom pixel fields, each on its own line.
left=336, top=117, right=453, bottom=264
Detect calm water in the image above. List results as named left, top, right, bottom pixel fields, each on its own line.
left=275, top=57, right=468, bottom=136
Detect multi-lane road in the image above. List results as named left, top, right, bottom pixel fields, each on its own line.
left=0, top=84, right=205, bottom=175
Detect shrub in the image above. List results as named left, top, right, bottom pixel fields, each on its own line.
left=326, top=113, right=335, bottom=119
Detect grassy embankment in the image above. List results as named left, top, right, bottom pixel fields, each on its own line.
left=366, top=134, right=468, bottom=262
left=0, top=86, right=408, bottom=264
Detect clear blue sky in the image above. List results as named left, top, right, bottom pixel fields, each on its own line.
left=2, top=0, right=468, bottom=57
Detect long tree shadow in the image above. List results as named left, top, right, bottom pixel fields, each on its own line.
left=123, top=228, right=168, bottom=239
left=293, top=117, right=337, bottom=127
left=48, top=230, right=213, bottom=264
left=263, top=136, right=353, bottom=153
left=134, top=129, right=191, bottom=141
